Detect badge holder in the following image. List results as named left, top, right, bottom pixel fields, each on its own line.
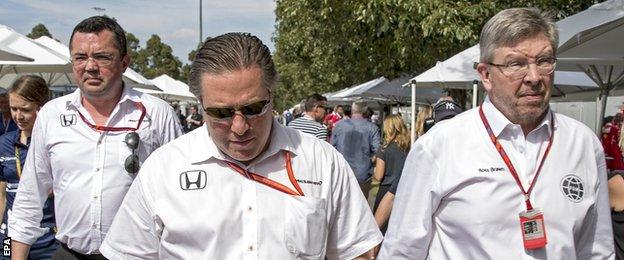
left=519, top=208, right=547, bottom=250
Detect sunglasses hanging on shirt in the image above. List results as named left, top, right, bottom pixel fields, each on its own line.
left=77, top=102, right=146, bottom=174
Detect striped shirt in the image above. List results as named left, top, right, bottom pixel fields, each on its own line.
left=288, top=115, right=328, bottom=141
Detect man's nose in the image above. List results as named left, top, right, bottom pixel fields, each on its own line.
left=230, top=112, right=250, bottom=135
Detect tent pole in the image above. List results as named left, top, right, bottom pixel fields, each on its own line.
left=598, top=87, right=610, bottom=136
left=411, top=80, right=416, bottom=144
left=472, top=80, right=478, bottom=108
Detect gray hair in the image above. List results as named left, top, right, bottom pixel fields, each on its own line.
left=188, top=32, right=277, bottom=100
left=351, top=101, right=367, bottom=115
left=479, top=8, right=558, bottom=63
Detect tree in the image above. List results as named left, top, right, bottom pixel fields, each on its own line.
left=272, top=0, right=595, bottom=111
left=133, top=34, right=183, bottom=80
left=27, top=23, right=52, bottom=39
left=126, top=33, right=141, bottom=71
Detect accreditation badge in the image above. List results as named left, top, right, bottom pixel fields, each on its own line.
left=519, top=209, right=547, bottom=249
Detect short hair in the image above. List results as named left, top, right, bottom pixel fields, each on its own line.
left=479, top=8, right=558, bottom=63
left=351, top=101, right=367, bottom=115
left=190, top=104, right=198, bottom=110
left=188, top=32, right=276, bottom=101
left=304, top=93, right=327, bottom=112
left=9, top=75, right=50, bottom=107
left=69, top=16, right=128, bottom=57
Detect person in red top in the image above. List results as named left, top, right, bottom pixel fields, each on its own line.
left=602, top=113, right=624, bottom=171
left=324, top=105, right=344, bottom=130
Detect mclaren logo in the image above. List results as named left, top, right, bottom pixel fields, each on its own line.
left=560, top=174, right=585, bottom=202
left=60, top=114, right=77, bottom=127
left=179, top=170, right=207, bottom=190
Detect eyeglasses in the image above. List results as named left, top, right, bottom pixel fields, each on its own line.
left=203, top=99, right=271, bottom=121
left=124, top=132, right=140, bottom=174
left=487, top=57, right=557, bottom=80
left=71, top=53, right=116, bottom=67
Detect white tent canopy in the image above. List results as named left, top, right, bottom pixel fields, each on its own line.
left=557, top=15, right=624, bottom=131
left=138, top=74, right=196, bottom=102
left=0, top=24, right=71, bottom=80
left=0, top=46, right=33, bottom=62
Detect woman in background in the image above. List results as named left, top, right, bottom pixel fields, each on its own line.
left=372, top=115, right=410, bottom=233
left=0, top=75, right=57, bottom=259
left=414, top=105, right=432, bottom=137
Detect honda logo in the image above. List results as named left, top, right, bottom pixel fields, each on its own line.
left=179, top=170, right=207, bottom=190
left=60, top=114, right=77, bottom=127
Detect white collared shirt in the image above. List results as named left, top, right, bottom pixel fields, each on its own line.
left=9, top=86, right=183, bottom=254
left=99, top=121, right=382, bottom=260
left=379, top=98, right=614, bottom=260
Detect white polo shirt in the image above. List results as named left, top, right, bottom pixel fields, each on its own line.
left=100, top=121, right=382, bottom=259
left=379, top=98, right=614, bottom=259
left=9, top=86, right=183, bottom=254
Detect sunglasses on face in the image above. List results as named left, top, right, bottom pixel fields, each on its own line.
left=203, top=99, right=271, bottom=120
left=124, top=132, right=140, bottom=174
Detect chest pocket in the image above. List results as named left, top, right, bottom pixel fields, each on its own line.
left=117, top=128, right=155, bottom=171
left=284, top=196, right=328, bottom=259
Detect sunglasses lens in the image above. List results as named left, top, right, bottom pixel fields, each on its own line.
left=125, top=154, right=140, bottom=174
left=203, top=100, right=270, bottom=119
left=242, top=100, right=269, bottom=116
left=204, top=107, right=236, bottom=119
left=125, top=132, right=140, bottom=149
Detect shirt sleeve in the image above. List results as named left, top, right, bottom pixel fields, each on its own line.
left=8, top=115, right=53, bottom=245
left=378, top=141, right=441, bottom=260
left=317, top=125, right=328, bottom=142
left=100, top=175, right=161, bottom=260
left=325, top=151, right=382, bottom=260
left=371, top=125, right=381, bottom=154
left=158, top=105, right=183, bottom=146
left=575, top=135, right=615, bottom=259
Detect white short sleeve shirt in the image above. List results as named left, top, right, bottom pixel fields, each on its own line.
left=379, top=99, right=614, bottom=259
left=8, top=86, right=183, bottom=254
left=100, top=121, right=382, bottom=259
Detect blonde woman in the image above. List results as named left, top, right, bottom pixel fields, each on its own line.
left=414, top=105, right=432, bottom=137
left=372, top=115, right=410, bottom=228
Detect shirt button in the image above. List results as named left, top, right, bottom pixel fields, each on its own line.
left=248, top=245, right=254, bottom=251
left=247, top=206, right=253, bottom=212
left=96, top=168, right=100, bottom=171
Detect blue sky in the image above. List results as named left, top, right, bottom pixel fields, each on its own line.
left=0, top=0, right=276, bottom=64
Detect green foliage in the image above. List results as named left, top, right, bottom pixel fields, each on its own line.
left=126, top=32, right=141, bottom=71
left=26, top=23, right=52, bottom=39
left=132, top=34, right=183, bottom=80
left=272, top=0, right=595, bottom=111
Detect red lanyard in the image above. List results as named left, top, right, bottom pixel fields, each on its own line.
left=479, top=106, right=554, bottom=210
left=226, top=151, right=304, bottom=196
left=77, top=102, right=147, bottom=132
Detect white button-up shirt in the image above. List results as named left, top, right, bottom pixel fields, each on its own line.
left=9, top=86, right=183, bottom=254
left=379, top=98, right=614, bottom=259
left=99, top=121, right=382, bottom=259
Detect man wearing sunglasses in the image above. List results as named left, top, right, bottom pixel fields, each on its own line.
left=100, top=32, right=382, bottom=259
left=288, top=93, right=329, bottom=141
left=9, top=16, right=182, bottom=259
left=379, top=8, right=613, bottom=259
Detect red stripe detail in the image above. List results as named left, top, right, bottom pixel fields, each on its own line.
left=78, top=102, right=146, bottom=132
left=225, top=152, right=303, bottom=196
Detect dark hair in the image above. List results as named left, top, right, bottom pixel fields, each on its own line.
left=9, top=75, right=50, bottom=107
left=69, top=16, right=128, bottom=57
left=304, top=93, right=327, bottom=112
left=188, top=32, right=276, bottom=101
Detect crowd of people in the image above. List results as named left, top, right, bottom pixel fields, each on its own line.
left=0, top=6, right=620, bottom=260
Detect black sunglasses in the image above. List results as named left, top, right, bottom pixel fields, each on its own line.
left=124, top=132, right=140, bottom=174
left=203, top=100, right=271, bottom=120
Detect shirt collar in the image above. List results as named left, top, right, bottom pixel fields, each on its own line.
left=481, top=96, right=553, bottom=137
left=190, top=119, right=298, bottom=166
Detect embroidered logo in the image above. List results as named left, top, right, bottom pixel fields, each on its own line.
left=560, top=174, right=584, bottom=202
left=59, top=114, right=77, bottom=127
left=179, top=170, right=207, bottom=190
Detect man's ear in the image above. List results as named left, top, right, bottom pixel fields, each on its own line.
left=121, top=54, right=130, bottom=71
left=476, top=63, right=493, bottom=92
